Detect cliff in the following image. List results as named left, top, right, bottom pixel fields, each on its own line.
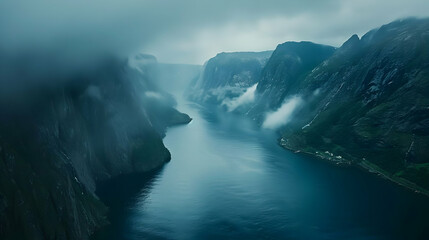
left=0, top=55, right=190, bottom=239
left=278, top=18, right=429, bottom=193
left=187, top=51, right=272, bottom=107
left=187, top=18, right=429, bottom=194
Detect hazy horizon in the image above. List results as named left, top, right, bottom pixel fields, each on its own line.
left=1, top=1, right=429, bottom=65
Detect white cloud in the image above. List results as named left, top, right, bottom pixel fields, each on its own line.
left=222, top=83, right=258, bottom=112
left=1, top=0, right=429, bottom=65
left=145, top=91, right=163, bottom=100
left=144, top=0, right=429, bottom=64
left=262, top=96, right=303, bottom=129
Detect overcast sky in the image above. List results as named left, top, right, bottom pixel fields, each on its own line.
left=1, top=0, right=429, bottom=65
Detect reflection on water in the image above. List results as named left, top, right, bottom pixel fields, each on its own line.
left=96, top=99, right=429, bottom=240
left=93, top=170, right=164, bottom=240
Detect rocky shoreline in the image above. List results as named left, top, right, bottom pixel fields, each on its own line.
left=279, top=138, right=429, bottom=197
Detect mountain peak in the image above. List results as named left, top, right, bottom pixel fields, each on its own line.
left=339, top=34, right=361, bottom=51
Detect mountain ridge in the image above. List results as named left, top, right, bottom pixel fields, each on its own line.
left=0, top=55, right=191, bottom=239
left=187, top=17, right=429, bottom=195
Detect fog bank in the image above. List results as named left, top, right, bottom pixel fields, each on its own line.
left=222, top=84, right=258, bottom=112
left=262, top=96, right=303, bottom=129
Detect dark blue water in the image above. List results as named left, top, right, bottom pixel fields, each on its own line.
left=95, top=99, right=429, bottom=240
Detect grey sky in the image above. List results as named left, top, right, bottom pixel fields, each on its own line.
left=1, top=0, right=429, bottom=65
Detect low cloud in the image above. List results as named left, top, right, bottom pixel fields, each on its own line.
left=262, top=96, right=303, bottom=129
left=145, top=91, right=163, bottom=100
left=1, top=0, right=429, bottom=65
left=222, top=84, right=258, bottom=112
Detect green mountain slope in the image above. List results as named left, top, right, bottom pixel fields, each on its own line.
left=278, top=18, right=429, bottom=193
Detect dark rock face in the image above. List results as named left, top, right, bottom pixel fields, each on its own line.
left=249, top=41, right=336, bottom=117
left=276, top=18, right=429, bottom=191
left=186, top=44, right=335, bottom=116
left=0, top=56, right=189, bottom=239
left=188, top=51, right=272, bottom=105
left=188, top=18, right=429, bottom=192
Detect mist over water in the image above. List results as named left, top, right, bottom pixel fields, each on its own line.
left=2, top=2, right=429, bottom=240
left=222, top=83, right=258, bottom=112
left=262, top=96, right=303, bottom=129
left=95, top=93, right=429, bottom=240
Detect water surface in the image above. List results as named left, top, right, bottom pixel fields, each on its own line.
left=95, top=99, right=429, bottom=240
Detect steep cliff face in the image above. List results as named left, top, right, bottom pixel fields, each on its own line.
left=0, top=56, right=190, bottom=239
left=187, top=18, right=429, bottom=193
left=250, top=42, right=335, bottom=115
left=188, top=51, right=272, bottom=106
left=276, top=18, right=429, bottom=193
left=187, top=44, right=335, bottom=115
